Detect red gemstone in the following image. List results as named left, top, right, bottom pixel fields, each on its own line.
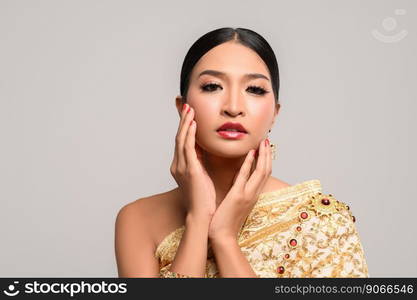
left=296, top=226, right=302, bottom=232
left=289, top=239, right=297, bottom=247
left=321, top=198, right=330, bottom=205
left=300, top=212, right=308, bottom=219
left=284, top=254, right=290, bottom=259
left=352, top=215, right=356, bottom=222
left=277, top=266, right=285, bottom=274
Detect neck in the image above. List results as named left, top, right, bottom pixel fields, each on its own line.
left=202, top=149, right=255, bottom=207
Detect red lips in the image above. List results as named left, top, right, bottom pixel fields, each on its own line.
left=216, top=122, right=248, bottom=133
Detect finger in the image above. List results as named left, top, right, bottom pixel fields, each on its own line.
left=232, top=149, right=256, bottom=189
left=195, top=143, right=204, bottom=161
left=250, top=149, right=257, bottom=175
left=177, top=105, right=194, bottom=170
left=174, top=103, right=188, bottom=161
left=173, top=103, right=189, bottom=167
left=177, top=103, right=189, bottom=131
left=260, top=138, right=269, bottom=182
left=257, top=139, right=272, bottom=195
left=184, top=118, right=199, bottom=168
left=266, top=138, right=272, bottom=181
left=246, top=139, right=267, bottom=192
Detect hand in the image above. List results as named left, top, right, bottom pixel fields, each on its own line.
left=170, top=103, right=216, bottom=219
left=208, top=138, right=272, bottom=242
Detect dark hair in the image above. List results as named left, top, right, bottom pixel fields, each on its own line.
left=180, top=27, right=280, bottom=104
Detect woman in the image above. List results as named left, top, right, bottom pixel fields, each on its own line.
left=115, top=27, right=369, bottom=278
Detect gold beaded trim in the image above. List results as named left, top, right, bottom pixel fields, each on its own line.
left=305, top=192, right=346, bottom=217
left=159, top=269, right=194, bottom=278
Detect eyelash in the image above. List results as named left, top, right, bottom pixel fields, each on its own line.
left=200, top=83, right=269, bottom=96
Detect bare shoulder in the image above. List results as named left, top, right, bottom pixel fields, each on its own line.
left=114, top=188, right=183, bottom=277
left=115, top=188, right=184, bottom=249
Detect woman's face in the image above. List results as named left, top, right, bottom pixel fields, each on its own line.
left=178, top=41, right=280, bottom=158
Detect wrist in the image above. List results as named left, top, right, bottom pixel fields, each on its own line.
left=185, top=213, right=212, bottom=227
left=209, top=234, right=237, bottom=248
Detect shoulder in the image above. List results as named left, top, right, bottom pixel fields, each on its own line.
left=115, top=190, right=180, bottom=277
left=296, top=192, right=369, bottom=276
left=299, top=191, right=361, bottom=246
left=115, top=188, right=182, bottom=247
left=263, top=176, right=291, bottom=192
left=302, top=191, right=355, bottom=222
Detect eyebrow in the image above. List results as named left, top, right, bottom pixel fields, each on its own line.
left=197, top=69, right=270, bottom=81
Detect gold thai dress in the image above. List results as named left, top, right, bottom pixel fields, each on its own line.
left=155, top=179, right=369, bottom=278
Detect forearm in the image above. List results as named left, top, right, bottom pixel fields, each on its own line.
left=167, top=214, right=211, bottom=277
left=210, top=237, right=258, bottom=278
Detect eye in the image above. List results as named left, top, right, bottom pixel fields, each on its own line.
left=200, top=83, right=269, bottom=95
left=247, top=85, right=269, bottom=96
left=200, top=83, right=222, bottom=92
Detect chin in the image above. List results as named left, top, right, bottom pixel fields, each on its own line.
left=202, top=141, right=250, bottom=158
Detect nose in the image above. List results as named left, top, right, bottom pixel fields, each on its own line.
left=221, top=87, right=245, bottom=117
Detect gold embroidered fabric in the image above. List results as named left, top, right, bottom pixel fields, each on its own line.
left=159, top=269, right=194, bottom=278
left=155, top=179, right=369, bottom=278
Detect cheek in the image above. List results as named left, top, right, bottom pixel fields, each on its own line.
left=260, top=105, right=274, bottom=120
left=193, top=104, right=217, bottom=133
left=187, top=92, right=218, bottom=128
left=249, top=102, right=274, bottom=130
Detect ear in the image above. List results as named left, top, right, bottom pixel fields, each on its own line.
left=274, top=103, right=281, bottom=116
left=175, top=95, right=184, bottom=117
left=270, top=103, right=281, bottom=128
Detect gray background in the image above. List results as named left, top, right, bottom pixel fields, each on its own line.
left=0, top=0, right=415, bottom=277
